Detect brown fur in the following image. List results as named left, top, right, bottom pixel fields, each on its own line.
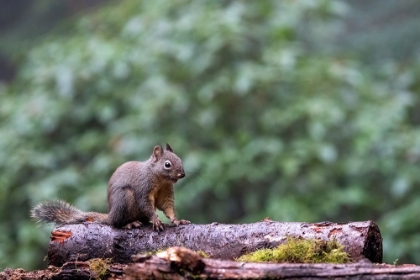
left=31, top=144, right=190, bottom=231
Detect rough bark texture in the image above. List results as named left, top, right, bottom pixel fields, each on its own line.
left=125, top=247, right=420, bottom=280
left=47, top=220, right=382, bottom=266
left=0, top=262, right=126, bottom=280
left=2, top=247, right=420, bottom=280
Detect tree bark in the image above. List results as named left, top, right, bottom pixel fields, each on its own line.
left=0, top=262, right=126, bottom=280
left=47, top=220, right=382, bottom=267
left=3, top=259, right=420, bottom=280
left=124, top=247, right=420, bottom=280
left=3, top=247, right=420, bottom=280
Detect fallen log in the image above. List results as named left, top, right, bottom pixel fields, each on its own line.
left=0, top=262, right=126, bottom=280
left=2, top=254, right=420, bottom=280
left=3, top=259, right=420, bottom=280
left=46, top=220, right=382, bottom=266
left=123, top=247, right=420, bottom=280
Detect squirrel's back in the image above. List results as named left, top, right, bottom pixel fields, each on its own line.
left=108, top=161, right=149, bottom=188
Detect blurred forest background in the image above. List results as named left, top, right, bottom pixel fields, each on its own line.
left=1, top=0, right=420, bottom=270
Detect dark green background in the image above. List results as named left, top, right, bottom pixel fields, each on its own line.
left=1, top=0, right=420, bottom=270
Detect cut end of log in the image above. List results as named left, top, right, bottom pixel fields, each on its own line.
left=362, top=221, right=383, bottom=263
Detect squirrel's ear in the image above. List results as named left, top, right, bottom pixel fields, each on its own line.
left=165, top=143, right=173, bottom=152
left=152, top=145, right=164, bottom=161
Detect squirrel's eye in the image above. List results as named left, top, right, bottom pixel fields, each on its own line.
left=164, top=161, right=172, bottom=169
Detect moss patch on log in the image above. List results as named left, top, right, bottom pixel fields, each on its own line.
left=237, top=237, right=350, bottom=264
left=196, top=250, right=210, bottom=258
left=88, top=258, right=111, bottom=279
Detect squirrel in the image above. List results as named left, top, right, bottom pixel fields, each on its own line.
left=31, top=143, right=190, bottom=231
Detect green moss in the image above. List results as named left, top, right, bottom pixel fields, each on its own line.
left=196, top=250, right=209, bottom=258
left=237, top=237, right=350, bottom=264
left=88, top=258, right=111, bottom=279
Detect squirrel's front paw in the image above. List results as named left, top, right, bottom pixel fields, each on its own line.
left=172, top=219, right=191, bottom=226
left=151, top=217, right=164, bottom=231
left=123, top=221, right=143, bottom=229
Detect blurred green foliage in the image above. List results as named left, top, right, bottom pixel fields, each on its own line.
left=1, top=0, right=420, bottom=270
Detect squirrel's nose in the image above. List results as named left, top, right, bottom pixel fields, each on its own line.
left=177, top=173, right=185, bottom=179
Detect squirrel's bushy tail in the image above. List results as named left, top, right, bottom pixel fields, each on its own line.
left=31, top=200, right=106, bottom=225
